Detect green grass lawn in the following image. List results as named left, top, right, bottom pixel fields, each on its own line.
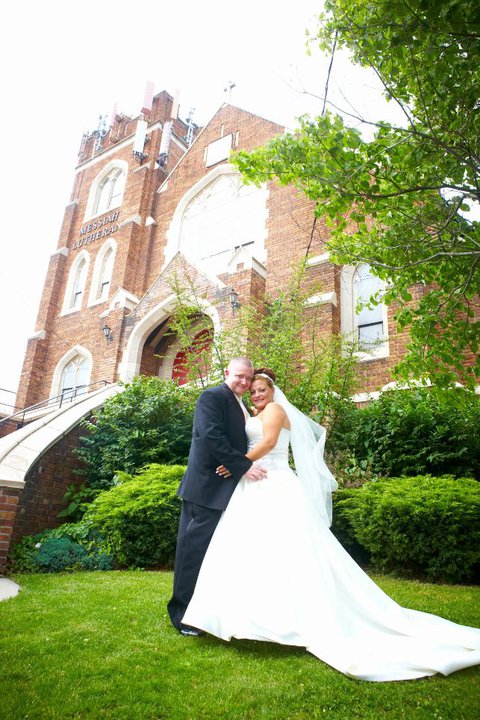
left=1, top=571, right=479, bottom=720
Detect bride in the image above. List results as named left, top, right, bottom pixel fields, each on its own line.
left=182, top=369, right=480, bottom=682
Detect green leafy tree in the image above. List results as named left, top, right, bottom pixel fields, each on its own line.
left=233, top=0, right=480, bottom=388
left=76, top=377, right=198, bottom=490
left=240, top=263, right=360, bottom=431
left=167, top=261, right=360, bottom=429
left=342, top=386, right=480, bottom=480
left=163, top=269, right=245, bottom=388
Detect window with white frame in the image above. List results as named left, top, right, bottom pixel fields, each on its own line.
left=88, top=241, right=116, bottom=305
left=60, top=354, right=91, bottom=401
left=340, top=263, right=389, bottom=358
left=84, top=160, right=128, bottom=221
left=354, top=265, right=386, bottom=349
left=94, top=168, right=126, bottom=216
left=178, top=172, right=267, bottom=273
left=62, top=251, right=90, bottom=314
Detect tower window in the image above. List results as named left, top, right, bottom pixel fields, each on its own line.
left=89, top=242, right=116, bottom=305
left=71, top=258, right=87, bottom=309
left=94, top=168, right=126, bottom=216
left=61, top=251, right=90, bottom=315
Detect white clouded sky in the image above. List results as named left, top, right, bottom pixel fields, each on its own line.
left=0, top=0, right=400, bottom=407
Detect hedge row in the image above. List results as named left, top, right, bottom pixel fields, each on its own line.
left=332, top=475, right=480, bottom=583
left=9, top=468, right=480, bottom=584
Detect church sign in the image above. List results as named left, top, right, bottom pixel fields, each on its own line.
left=72, top=211, right=120, bottom=249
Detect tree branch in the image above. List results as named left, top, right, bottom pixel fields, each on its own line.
left=322, top=30, right=337, bottom=116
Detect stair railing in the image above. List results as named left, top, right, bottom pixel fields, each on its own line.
left=0, top=380, right=112, bottom=427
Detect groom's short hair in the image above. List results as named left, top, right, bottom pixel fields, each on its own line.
left=227, top=357, right=253, bottom=370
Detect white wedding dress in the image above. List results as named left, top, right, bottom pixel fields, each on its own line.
left=183, top=416, right=480, bottom=682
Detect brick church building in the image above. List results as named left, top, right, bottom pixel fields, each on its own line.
left=0, top=89, right=412, bottom=571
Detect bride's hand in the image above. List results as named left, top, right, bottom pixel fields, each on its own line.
left=244, top=464, right=267, bottom=481
left=216, top=464, right=232, bottom=478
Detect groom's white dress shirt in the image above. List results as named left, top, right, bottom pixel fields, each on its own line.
left=235, top=394, right=250, bottom=421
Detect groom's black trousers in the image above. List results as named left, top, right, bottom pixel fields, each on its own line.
left=167, top=500, right=222, bottom=630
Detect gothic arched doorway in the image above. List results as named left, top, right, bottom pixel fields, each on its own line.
left=139, top=315, right=214, bottom=385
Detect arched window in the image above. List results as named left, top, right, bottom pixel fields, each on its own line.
left=94, top=168, right=126, bottom=216
left=88, top=240, right=116, bottom=305
left=98, top=247, right=114, bottom=300
left=166, top=166, right=268, bottom=273
left=84, top=160, right=128, bottom=221
left=62, top=251, right=90, bottom=314
left=60, top=354, right=92, bottom=401
left=71, top=258, right=87, bottom=309
left=340, top=263, right=389, bottom=359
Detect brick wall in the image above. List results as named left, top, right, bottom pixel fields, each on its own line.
left=0, top=484, right=22, bottom=574
left=10, top=424, right=87, bottom=547
left=140, top=342, right=161, bottom=377
left=0, top=419, right=22, bottom=440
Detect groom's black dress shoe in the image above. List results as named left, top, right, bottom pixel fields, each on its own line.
left=180, top=625, right=204, bottom=637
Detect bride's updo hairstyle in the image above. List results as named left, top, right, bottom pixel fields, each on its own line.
left=252, top=367, right=276, bottom=389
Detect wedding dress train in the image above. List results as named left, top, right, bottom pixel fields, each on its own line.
left=183, top=417, right=480, bottom=681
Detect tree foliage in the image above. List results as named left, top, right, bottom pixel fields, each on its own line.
left=233, top=0, right=480, bottom=388
left=240, top=263, right=360, bottom=421
left=163, top=270, right=238, bottom=388
left=76, top=377, right=197, bottom=489
left=167, top=261, right=360, bottom=426
left=340, top=386, right=480, bottom=480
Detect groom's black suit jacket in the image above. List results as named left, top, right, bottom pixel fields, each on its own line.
left=178, top=383, right=252, bottom=510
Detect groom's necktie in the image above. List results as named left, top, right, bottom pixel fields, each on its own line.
left=235, top=395, right=249, bottom=421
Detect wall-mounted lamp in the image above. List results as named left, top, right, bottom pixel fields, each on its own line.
left=102, top=324, right=113, bottom=342
left=229, top=289, right=241, bottom=314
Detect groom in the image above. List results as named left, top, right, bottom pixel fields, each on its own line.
left=167, top=357, right=267, bottom=635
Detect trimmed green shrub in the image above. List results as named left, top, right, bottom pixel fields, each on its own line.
left=76, top=377, right=198, bottom=490
left=7, top=519, right=114, bottom=573
left=333, top=475, right=480, bottom=583
left=331, top=488, right=372, bottom=567
left=32, top=537, right=112, bottom=573
left=84, top=464, right=184, bottom=568
left=343, top=387, right=480, bottom=479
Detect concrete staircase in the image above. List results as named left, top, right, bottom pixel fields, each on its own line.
left=0, top=384, right=123, bottom=485
left=0, top=383, right=124, bottom=574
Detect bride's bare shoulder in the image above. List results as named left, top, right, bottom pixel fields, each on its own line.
left=264, top=402, right=287, bottom=419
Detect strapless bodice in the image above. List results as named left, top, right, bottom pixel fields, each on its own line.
left=246, top=416, right=290, bottom=470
